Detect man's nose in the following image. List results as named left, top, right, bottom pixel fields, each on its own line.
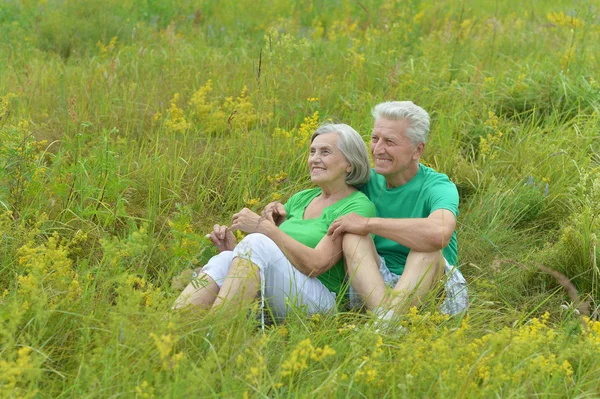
left=372, top=141, right=384, bottom=154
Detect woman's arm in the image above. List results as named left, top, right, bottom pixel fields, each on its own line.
left=231, top=208, right=342, bottom=277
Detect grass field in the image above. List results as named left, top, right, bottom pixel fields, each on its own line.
left=1, top=0, right=600, bottom=397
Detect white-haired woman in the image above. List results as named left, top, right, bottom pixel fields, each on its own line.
left=173, top=124, right=375, bottom=319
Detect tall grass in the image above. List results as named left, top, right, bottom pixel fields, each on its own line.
left=1, top=0, right=600, bottom=396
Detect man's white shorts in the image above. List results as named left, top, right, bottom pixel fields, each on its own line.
left=349, top=256, right=469, bottom=315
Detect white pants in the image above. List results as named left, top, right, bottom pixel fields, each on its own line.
left=201, top=233, right=336, bottom=319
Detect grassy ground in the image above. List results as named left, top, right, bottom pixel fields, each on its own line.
left=1, top=0, right=600, bottom=397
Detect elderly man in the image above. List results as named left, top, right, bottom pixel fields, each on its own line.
left=326, top=101, right=468, bottom=318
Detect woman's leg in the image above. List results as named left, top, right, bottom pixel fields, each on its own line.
left=212, top=256, right=261, bottom=309
left=172, top=251, right=234, bottom=310
left=212, top=233, right=336, bottom=318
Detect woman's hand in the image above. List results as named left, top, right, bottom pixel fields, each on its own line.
left=206, top=224, right=236, bottom=252
left=262, top=201, right=287, bottom=226
left=232, top=208, right=272, bottom=233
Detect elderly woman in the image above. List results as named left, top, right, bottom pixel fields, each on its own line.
left=173, top=124, right=375, bottom=318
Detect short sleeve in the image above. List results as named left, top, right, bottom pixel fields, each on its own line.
left=428, top=179, right=459, bottom=217
left=283, top=193, right=297, bottom=216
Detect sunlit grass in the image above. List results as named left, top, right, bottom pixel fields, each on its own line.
left=1, top=0, right=600, bottom=396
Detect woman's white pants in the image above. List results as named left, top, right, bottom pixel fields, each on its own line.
left=201, top=233, right=336, bottom=319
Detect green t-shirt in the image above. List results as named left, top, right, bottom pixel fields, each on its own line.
left=280, top=188, right=376, bottom=294
left=360, top=165, right=459, bottom=275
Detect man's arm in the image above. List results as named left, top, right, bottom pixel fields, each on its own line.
left=328, top=208, right=456, bottom=252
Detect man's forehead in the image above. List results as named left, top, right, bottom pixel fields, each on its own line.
left=372, top=119, right=408, bottom=137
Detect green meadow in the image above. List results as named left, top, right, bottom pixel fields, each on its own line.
left=1, top=0, right=600, bottom=396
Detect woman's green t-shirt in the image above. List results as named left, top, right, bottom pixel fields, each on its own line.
left=279, top=188, right=376, bottom=294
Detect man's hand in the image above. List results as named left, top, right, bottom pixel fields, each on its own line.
left=232, top=208, right=272, bottom=233
left=206, top=224, right=237, bottom=252
left=327, top=213, right=371, bottom=240
left=262, top=201, right=287, bottom=226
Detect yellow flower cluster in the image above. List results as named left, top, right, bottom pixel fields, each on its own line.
left=479, top=111, right=503, bottom=160
left=222, top=86, right=259, bottom=132
left=280, top=338, right=336, bottom=378
left=163, top=93, right=191, bottom=132
left=17, top=231, right=83, bottom=306
left=244, top=197, right=261, bottom=208
left=158, top=81, right=271, bottom=134
left=135, top=380, right=155, bottom=399
left=266, top=170, right=288, bottom=201
left=354, top=335, right=384, bottom=386
left=275, top=111, right=321, bottom=151
left=347, top=46, right=366, bottom=69
left=234, top=335, right=272, bottom=389
left=96, top=36, right=118, bottom=56
left=149, top=323, right=184, bottom=371
left=124, top=275, right=163, bottom=308
left=546, top=12, right=585, bottom=29
left=583, top=317, right=600, bottom=346
left=393, top=308, right=582, bottom=394
left=326, top=19, right=359, bottom=42
left=297, top=111, right=320, bottom=146
left=244, top=354, right=266, bottom=384
left=561, top=45, right=577, bottom=71
left=188, top=80, right=225, bottom=132
left=0, top=346, right=39, bottom=399
left=0, top=92, right=17, bottom=124
left=264, top=26, right=310, bottom=56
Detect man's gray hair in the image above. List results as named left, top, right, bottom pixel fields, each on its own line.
left=372, top=101, right=430, bottom=145
left=311, top=123, right=370, bottom=187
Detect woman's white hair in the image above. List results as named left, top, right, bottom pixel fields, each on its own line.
left=310, top=123, right=370, bottom=187
left=372, top=101, right=430, bottom=145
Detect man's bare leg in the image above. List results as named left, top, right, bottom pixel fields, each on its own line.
left=387, top=250, right=444, bottom=314
left=343, top=233, right=387, bottom=310
left=212, top=257, right=260, bottom=309
left=172, top=272, right=220, bottom=310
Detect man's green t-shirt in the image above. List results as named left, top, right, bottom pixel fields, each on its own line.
left=280, top=188, right=376, bottom=294
left=360, top=165, right=459, bottom=276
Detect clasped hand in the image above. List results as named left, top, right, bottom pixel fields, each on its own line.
left=261, top=201, right=287, bottom=226
left=231, top=208, right=272, bottom=233
left=207, top=207, right=276, bottom=252
left=206, top=224, right=236, bottom=252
